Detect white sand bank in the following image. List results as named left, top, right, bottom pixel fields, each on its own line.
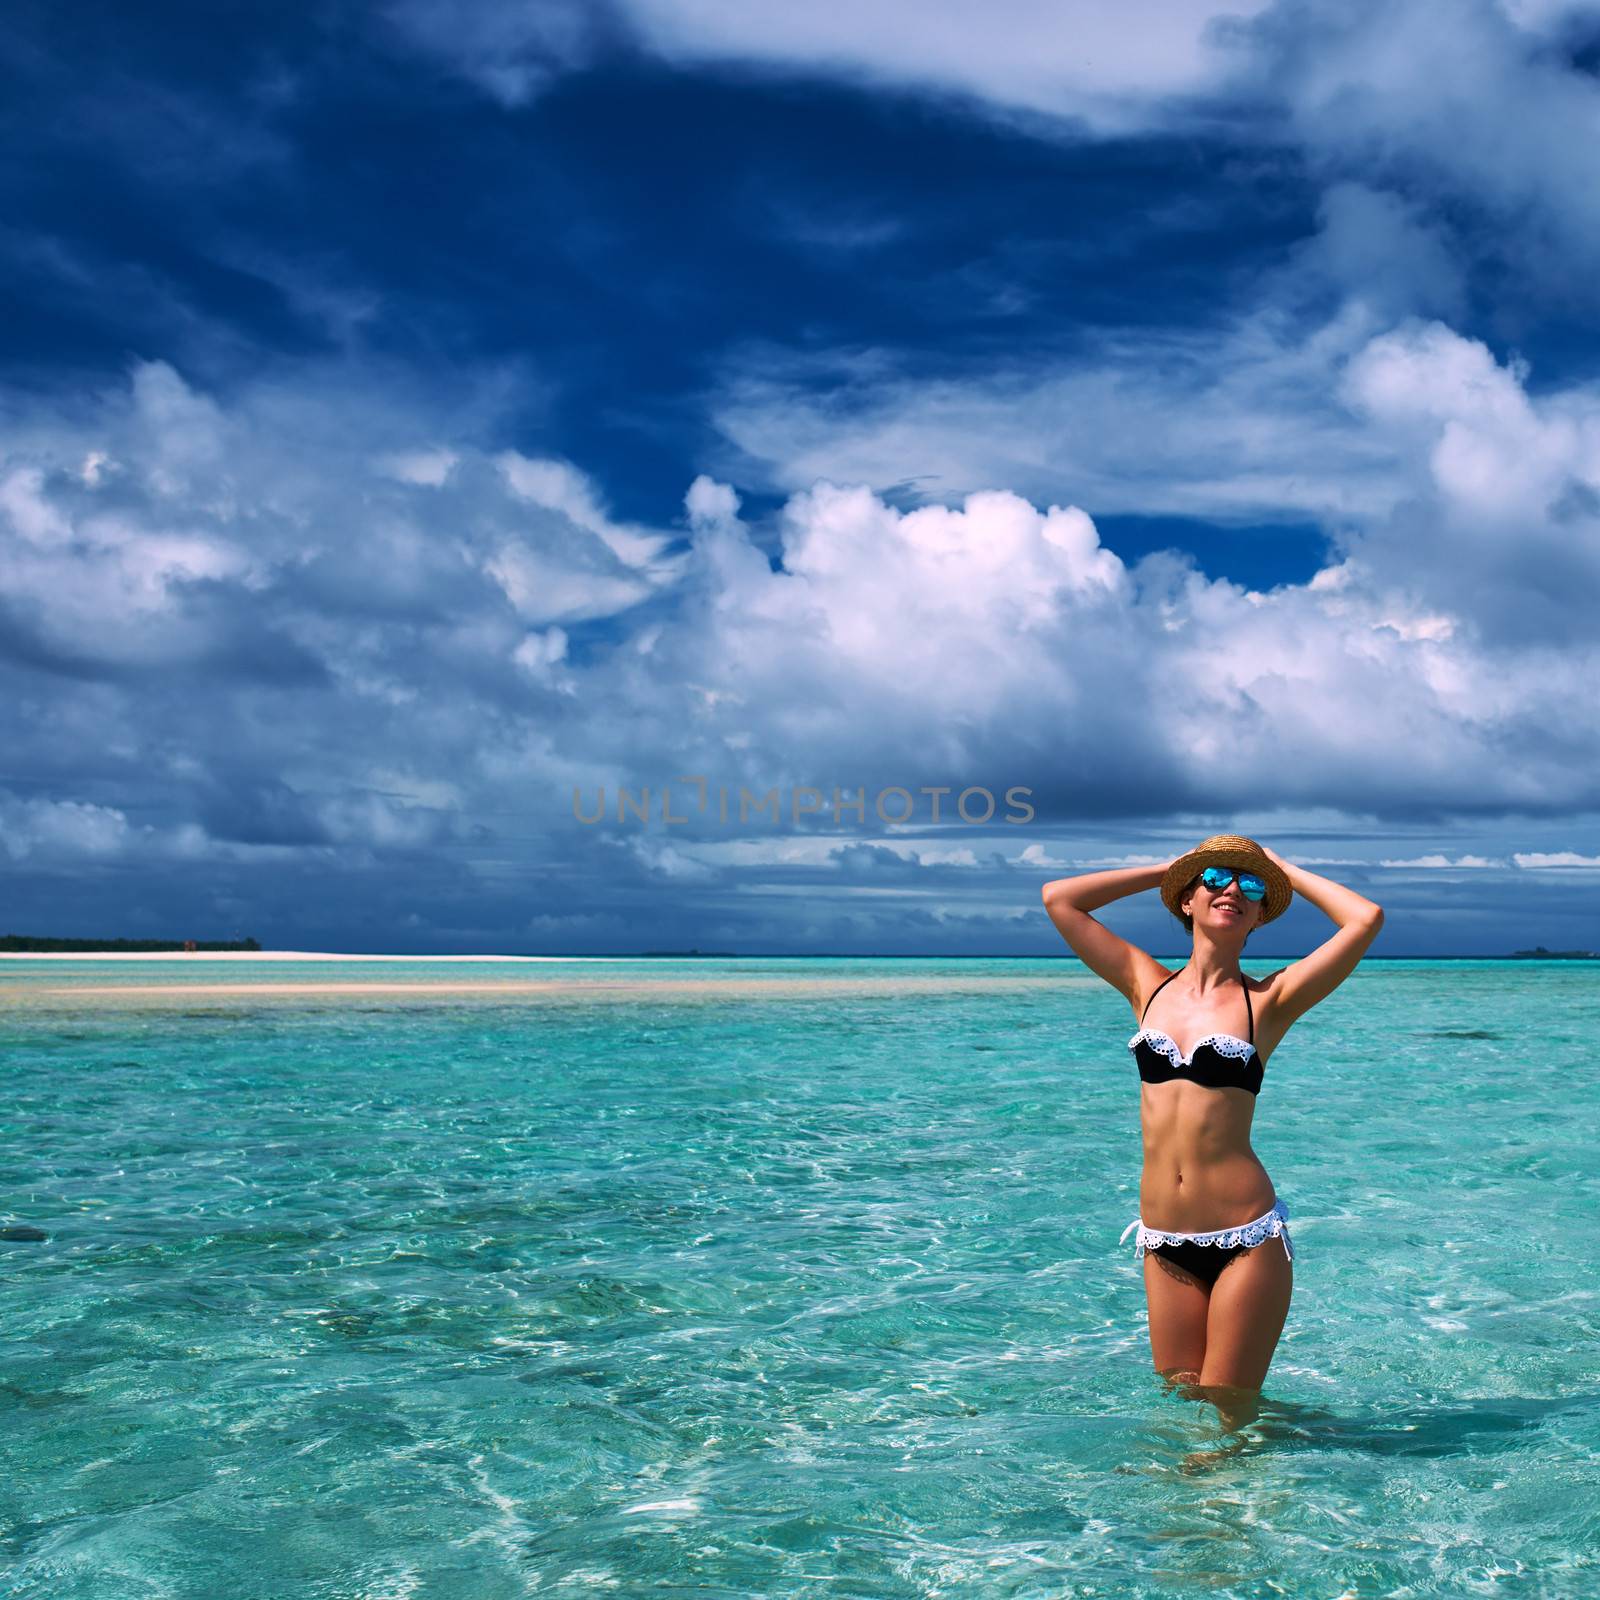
left=3, top=974, right=1084, bottom=1006
left=0, top=951, right=623, bottom=962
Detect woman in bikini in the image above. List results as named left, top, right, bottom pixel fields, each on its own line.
left=1041, top=834, right=1384, bottom=1414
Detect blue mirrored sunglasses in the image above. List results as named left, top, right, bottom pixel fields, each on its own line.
left=1200, top=865, right=1267, bottom=901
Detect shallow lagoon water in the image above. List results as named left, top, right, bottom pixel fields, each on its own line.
left=1, top=957, right=1597, bottom=1597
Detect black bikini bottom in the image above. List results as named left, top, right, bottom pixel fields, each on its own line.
left=1121, top=1198, right=1295, bottom=1288
left=1148, top=1239, right=1249, bottom=1287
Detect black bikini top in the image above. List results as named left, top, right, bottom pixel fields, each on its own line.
left=1128, top=971, right=1264, bottom=1096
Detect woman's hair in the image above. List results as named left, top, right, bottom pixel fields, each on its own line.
left=1174, top=875, right=1199, bottom=935
left=1174, top=872, right=1253, bottom=942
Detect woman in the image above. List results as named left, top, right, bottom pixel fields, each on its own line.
left=1041, top=834, right=1383, bottom=1411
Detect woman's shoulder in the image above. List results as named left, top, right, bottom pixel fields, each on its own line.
left=1128, top=960, right=1181, bottom=1023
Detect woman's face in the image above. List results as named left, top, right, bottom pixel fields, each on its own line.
left=1183, top=871, right=1262, bottom=938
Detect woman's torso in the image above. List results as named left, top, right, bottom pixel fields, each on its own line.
left=1131, top=968, right=1281, bottom=1231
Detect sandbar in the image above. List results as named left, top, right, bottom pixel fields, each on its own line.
left=0, top=974, right=1086, bottom=1007
left=0, top=950, right=617, bottom=962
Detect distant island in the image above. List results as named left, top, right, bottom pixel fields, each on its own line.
left=0, top=935, right=262, bottom=953
left=639, top=948, right=738, bottom=957
left=1508, top=946, right=1599, bottom=959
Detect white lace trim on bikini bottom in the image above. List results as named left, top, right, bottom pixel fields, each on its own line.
left=1119, top=1197, right=1294, bottom=1262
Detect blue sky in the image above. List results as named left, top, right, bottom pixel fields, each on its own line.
left=3, top=0, right=1600, bottom=956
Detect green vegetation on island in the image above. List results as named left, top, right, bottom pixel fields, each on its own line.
left=1508, top=945, right=1599, bottom=959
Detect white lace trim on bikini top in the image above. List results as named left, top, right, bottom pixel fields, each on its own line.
left=1120, top=1198, right=1291, bottom=1254
left=1128, top=1028, right=1258, bottom=1067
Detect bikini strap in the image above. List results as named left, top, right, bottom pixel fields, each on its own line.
left=1244, top=981, right=1254, bottom=1043
left=1139, top=971, right=1180, bottom=1023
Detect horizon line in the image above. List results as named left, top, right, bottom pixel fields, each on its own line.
left=2, top=949, right=1593, bottom=962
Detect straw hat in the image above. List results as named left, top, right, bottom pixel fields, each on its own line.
left=1161, top=834, right=1292, bottom=927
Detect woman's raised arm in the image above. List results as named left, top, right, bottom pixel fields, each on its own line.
left=1042, top=860, right=1174, bottom=1010
left=1257, top=844, right=1382, bottom=929
left=1255, top=845, right=1384, bottom=1026
left=1042, top=862, right=1170, bottom=913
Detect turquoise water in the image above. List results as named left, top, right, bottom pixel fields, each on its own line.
left=1, top=957, right=1597, bottom=1598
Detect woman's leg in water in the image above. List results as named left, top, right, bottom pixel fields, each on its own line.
left=1143, top=1248, right=1210, bottom=1382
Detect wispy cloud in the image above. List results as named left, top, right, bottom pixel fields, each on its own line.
left=701, top=303, right=1409, bottom=522
left=1378, top=855, right=1508, bottom=869
left=383, top=0, right=1278, bottom=130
